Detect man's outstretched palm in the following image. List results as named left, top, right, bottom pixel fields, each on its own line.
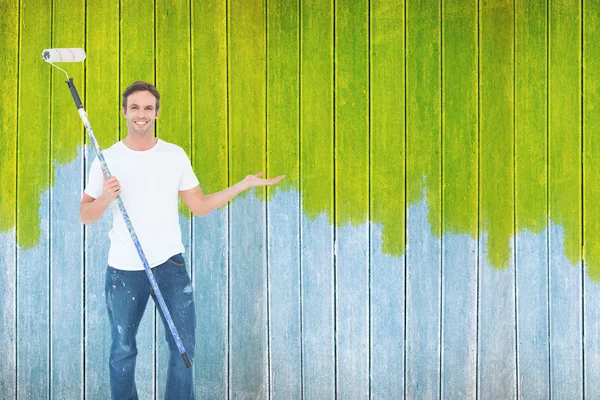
left=243, top=172, right=286, bottom=188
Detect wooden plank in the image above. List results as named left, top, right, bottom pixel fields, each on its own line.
left=192, top=0, right=229, bottom=397
left=84, top=0, right=120, bottom=397
left=154, top=0, right=192, bottom=396
left=266, top=0, right=302, bottom=398
left=0, top=0, right=18, bottom=397
left=584, top=0, right=600, bottom=397
left=371, top=0, right=406, bottom=398
left=441, top=0, right=479, bottom=398
left=335, top=0, right=369, bottom=397
left=548, top=0, right=583, bottom=398
left=515, top=0, right=550, bottom=397
left=119, top=0, right=156, bottom=139
left=49, top=0, right=85, bottom=398
left=405, top=0, right=441, bottom=398
left=478, top=0, right=516, bottom=398
left=0, top=228, right=16, bottom=399
left=228, top=0, right=269, bottom=397
left=119, top=0, right=157, bottom=397
left=0, top=0, right=18, bottom=392
left=118, top=1, right=157, bottom=398
left=16, top=0, right=51, bottom=397
left=299, top=0, right=335, bottom=397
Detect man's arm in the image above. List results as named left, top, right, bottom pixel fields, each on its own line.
left=180, top=172, right=285, bottom=217
left=79, top=176, right=121, bottom=224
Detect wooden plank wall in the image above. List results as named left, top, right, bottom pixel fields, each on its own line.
left=1, top=0, right=599, bottom=399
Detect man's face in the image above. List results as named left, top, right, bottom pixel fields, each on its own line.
left=122, top=90, right=160, bottom=137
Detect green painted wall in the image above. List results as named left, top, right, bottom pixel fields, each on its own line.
left=0, top=0, right=598, bottom=277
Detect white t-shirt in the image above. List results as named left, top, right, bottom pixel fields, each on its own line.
left=84, top=139, right=199, bottom=271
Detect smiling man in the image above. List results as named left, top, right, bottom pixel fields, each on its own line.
left=80, top=81, right=284, bottom=400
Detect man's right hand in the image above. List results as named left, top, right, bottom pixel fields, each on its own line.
left=102, top=176, right=121, bottom=202
left=80, top=175, right=121, bottom=225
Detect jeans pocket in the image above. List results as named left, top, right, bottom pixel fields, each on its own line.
left=168, top=253, right=185, bottom=266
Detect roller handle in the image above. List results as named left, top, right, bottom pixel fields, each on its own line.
left=66, top=79, right=83, bottom=110
left=181, top=352, right=192, bottom=369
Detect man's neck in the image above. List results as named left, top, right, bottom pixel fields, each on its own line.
left=123, top=134, right=158, bottom=151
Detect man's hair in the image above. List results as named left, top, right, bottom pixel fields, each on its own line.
left=122, top=81, right=160, bottom=111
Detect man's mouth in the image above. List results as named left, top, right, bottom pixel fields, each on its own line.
left=134, top=120, right=149, bottom=126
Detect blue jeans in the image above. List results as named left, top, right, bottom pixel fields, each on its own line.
left=105, top=254, right=196, bottom=400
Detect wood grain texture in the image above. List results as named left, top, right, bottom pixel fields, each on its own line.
left=584, top=0, right=600, bottom=397
left=478, top=0, right=516, bottom=398
left=300, top=215, right=335, bottom=399
left=266, top=0, right=302, bottom=397
left=4, top=1, right=600, bottom=398
left=370, top=0, right=405, bottom=259
left=0, top=233, right=16, bottom=399
left=0, top=0, right=18, bottom=232
left=515, top=0, right=550, bottom=398
left=17, top=0, right=51, bottom=397
left=228, top=0, right=269, bottom=397
left=117, top=1, right=159, bottom=397
left=549, top=0, right=583, bottom=398
left=84, top=0, right=120, bottom=397
left=335, top=0, right=370, bottom=397
left=193, top=210, right=229, bottom=400
left=267, top=191, right=301, bottom=399
left=300, top=0, right=335, bottom=397
left=120, top=0, right=159, bottom=397
left=0, top=0, right=18, bottom=397
left=405, top=0, right=441, bottom=398
left=49, top=0, right=85, bottom=398
left=192, top=0, right=229, bottom=398
left=442, top=0, right=479, bottom=398
left=119, top=0, right=156, bottom=139
left=155, top=0, right=192, bottom=395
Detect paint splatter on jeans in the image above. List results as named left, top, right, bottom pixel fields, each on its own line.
left=105, top=254, right=196, bottom=400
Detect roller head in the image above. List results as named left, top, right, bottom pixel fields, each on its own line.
left=42, top=48, right=86, bottom=63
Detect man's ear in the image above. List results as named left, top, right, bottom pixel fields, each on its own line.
left=122, top=107, right=127, bottom=117
left=156, top=108, right=161, bottom=118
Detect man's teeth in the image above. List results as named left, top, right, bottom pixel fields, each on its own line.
left=135, top=121, right=147, bottom=125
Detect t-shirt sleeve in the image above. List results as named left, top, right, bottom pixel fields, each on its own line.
left=84, top=157, right=104, bottom=199
left=178, top=149, right=200, bottom=191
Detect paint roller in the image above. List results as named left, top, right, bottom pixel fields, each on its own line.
left=42, top=48, right=192, bottom=369
left=42, top=48, right=86, bottom=63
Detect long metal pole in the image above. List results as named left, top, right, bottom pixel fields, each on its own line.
left=66, top=78, right=192, bottom=368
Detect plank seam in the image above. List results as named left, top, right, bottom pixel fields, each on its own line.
left=402, top=0, right=408, bottom=399
left=48, top=0, right=54, bottom=397
left=367, top=0, right=372, bottom=398
left=546, top=0, right=552, bottom=396
left=580, top=0, right=585, bottom=398
left=513, top=0, right=519, bottom=398
left=153, top=0, right=158, bottom=397
left=265, top=1, right=272, bottom=398
left=332, top=0, right=338, bottom=396
left=15, top=0, right=22, bottom=395
left=189, top=0, right=194, bottom=294
left=226, top=0, right=231, bottom=397
left=82, top=0, right=88, bottom=396
left=298, top=0, right=304, bottom=397
left=476, top=0, right=481, bottom=397
left=439, top=0, right=444, bottom=398
left=545, top=0, right=552, bottom=400
left=187, top=1, right=195, bottom=394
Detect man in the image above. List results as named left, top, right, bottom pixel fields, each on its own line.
left=80, top=81, right=284, bottom=399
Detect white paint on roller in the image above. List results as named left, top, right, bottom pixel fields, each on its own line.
left=42, top=48, right=86, bottom=63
